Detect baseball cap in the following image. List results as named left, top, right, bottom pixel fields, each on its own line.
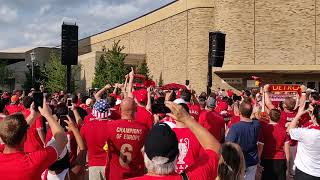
left=173, top=98, right=186, bottom=104
left=144, top=123, right=179, bottom=163
left=133, top=89, right=148, bottom=104
left=11, top=95, right=19, bottom=103
left=207, top=97, right=216, bottom=108
left=92, top=99, right=111, bottom=119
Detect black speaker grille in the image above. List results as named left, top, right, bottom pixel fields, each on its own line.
left=61, top=24, right=78, bottom=65
left=209, top=32, right=226, bottom=67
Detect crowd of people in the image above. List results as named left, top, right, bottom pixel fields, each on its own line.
left=0, top=68, right=319, bottom=180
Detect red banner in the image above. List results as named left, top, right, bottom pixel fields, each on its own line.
left=268, top=84, right=301, bottom=92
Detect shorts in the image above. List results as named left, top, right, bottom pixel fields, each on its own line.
left=295, top=168, right=320, bottom=180
left=88, top=166, right=106, bottom=180
left=261, top=159, right=286, bottom=180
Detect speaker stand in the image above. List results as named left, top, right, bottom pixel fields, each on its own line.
left=66, top=65, right=71, bottom=93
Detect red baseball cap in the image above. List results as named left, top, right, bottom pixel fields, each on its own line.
left=133, top=89, right=148, bottom=104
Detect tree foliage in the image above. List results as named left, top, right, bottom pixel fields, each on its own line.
left=43, top=51, right=81, bottom=93
left=158, top=72, right=163, bottom=87
left=92, top=40, right=129, bottom=88
left=0, top=62, right=13, bottom=90
left=136, top=62, right=152, bottom=80
left=22, top=64, right=46, bottom=90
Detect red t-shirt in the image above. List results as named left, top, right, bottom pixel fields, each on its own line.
left=172, top=128, right=202, bottom=174
left=80, top=119, right=110, bottom=166
left=135, top=106, right=154, bottom=129
left=128, top=149, right=219, bottom=180
left=187, top=103, right=201, bottom=121
left=79, top=104, right=93, bottom=115
left=198, top=110, right=225, bottom=142
left=5, top=104, right=24, bottom=115
left=46, top=129, right=78, bottom=166
left=109, top=108, right=121, bottom=120
left=259, top=123, right=289, bottom=160
left=279, top=110, right=297, bottom=128
left=0, top=146, right=58, bottom=180
left=22, top=109, right=44, bottom=153
left=227, top=115, right=240, bottom=129
left=104, top=120, right=148, bottom=179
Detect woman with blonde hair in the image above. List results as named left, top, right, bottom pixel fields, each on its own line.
left=217, top=142, right=245, bottom=180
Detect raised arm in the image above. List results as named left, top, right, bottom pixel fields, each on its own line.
left=287, top=85, right=307, bottom=132
left=191, top=89, right=199, bottom=105
left=65, top=116, right=87, bottom=174
left=122, top=76, right=129, bottom=98
left=146, top=87, right=152, bottom=111
left=263, top=84, right=275, bottom=110
left=127, top=67, right=134, bottom=98
left=166, top=101, right=220, bottom=153
left=38, top=98, right=68, bottom=154
left=25, top=102, right=39, bottom=125
left=94, top=84, right=112, bottom=100
left=72, top=106, right=83, bottom=126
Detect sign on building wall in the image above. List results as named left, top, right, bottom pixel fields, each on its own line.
left=221, top=78, right=243, bottom=84
left=247, top=80, right=259, bottom=88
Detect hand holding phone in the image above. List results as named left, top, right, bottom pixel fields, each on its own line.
left=33, top=92, right=43, bottom=111
left=151, top=104, right=171, bottom=114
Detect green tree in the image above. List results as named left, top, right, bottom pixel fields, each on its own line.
left=158, top=72, right=163, bottom=87
left=92, top=40, right=130, bottom=88
left=22, top=65, right=46, bottom=90
left=0, top=62, right=13, bottom=90
left=43, top=51, right=81, bottom=93
left=136, top=62, right=152, bottom=80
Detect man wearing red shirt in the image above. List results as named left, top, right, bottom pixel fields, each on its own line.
left=172, top=103, right=202, bottom=174
left=132, top=89, right=154, bottom=129
left=198, top=97, right=225, bottom=143
left=128, top=102, right=220, bottom=180
left=258, top=109, right=290, bottom=180
left=22, top=96, right=45, bottom=152
left=5, top=95, right=24, bottom=115
left=80, top=99, right=111, bottom=180
left=104, top=97, right=148, bottom=179
left=264, top=84, right=301, bottom=177
left=180, top=89, right=201, bottom=121
left=0, top=99, right=67, bottom=180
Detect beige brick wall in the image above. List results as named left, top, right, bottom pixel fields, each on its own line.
left=187, top=8, right=215, bottom=90
left=162, top=12, right=188, bottom=85
left=316, top=0, right=320, bottom=64
left=255, top=0, right=315, bottom=65
left=78, top=0, right=320, bottom=93
left=214, top=0, right=255, bottom=65
left=145, top=20, right=165, bottom=85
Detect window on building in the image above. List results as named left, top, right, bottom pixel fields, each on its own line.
left=284, top=82, right=292, bottom=84
left=295, top=82, right=304, bottom=85
left=307, top=82, right=316, bottom=90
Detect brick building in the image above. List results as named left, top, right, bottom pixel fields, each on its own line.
left=78, top=0, right=320, bottom=93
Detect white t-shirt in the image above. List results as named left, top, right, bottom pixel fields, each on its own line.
left=290, top=127, right=320, bottom=177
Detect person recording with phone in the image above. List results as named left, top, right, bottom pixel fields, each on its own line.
left=0, top=98, right=68, bottom=180
left=287, top=90, right=320, bottom=179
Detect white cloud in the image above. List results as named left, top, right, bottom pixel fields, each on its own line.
left=0, top=0, right=175, bottom=49
left=39, top=4, right=51, bottom=15
left=0, top=5, right=17, bottom=23
left=88, top=2, right=139, bottom=20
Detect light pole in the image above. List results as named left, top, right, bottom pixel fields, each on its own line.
left=26, top=51, right=39, bottom=88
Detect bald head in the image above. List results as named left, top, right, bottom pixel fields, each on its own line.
left=121, top=97, right=136, bottom=119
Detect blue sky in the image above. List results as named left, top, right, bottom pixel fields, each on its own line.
left=0, top=0, right=174, bottom=50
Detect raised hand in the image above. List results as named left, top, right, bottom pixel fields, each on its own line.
left=38, top=98, right=52, bottom=118
left=165, top=101, right=191, bottom=123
